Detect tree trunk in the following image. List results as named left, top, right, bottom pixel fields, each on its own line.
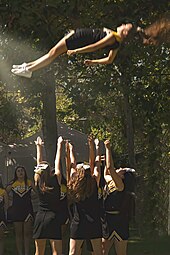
left=41, top=77, right=57, bottom=167
left=120, top=73, right=136, bottom=169
left=123, top=93, right=136, bottom=168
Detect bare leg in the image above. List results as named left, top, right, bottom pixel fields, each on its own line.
left=11, top=31, right=74, bottom=78
left=26, top=31, right=74, bottom=72
left=35, top=239, right=46, bottom=255
left=91, top=238, right=102, bottom=255
left=14, top=222, right=24, bottom=255
left=50, top=240, right=62, bottom=255
left=114, top=239, right=128, bottom=255
left=69, top=239, right=84, bottom=255
left=24, top=219, right=33, bottom=255
left=102, top=238, right=114, bottom=255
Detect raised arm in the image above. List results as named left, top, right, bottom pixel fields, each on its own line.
left=88, top=136, right=95, bottom=175
left=54, top=136, right=64, bottom=185
left=34, top=136, right=44, bottom=186
left=35, top=136, right=44, bottom=165
left=68, top=143, right=77, bottom=179
left=104, top=140, right=124, bottom=191
left=84, top=49, right=119, bottom=65
left=65, top=140, right=71, bottom=183
left=93, top=138, right=101, bottom=187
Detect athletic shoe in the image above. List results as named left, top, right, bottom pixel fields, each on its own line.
left=12, top=62, right=27, bottom=69
left=11, top=67, right=32, bottom=78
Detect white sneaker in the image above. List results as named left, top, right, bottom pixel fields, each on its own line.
left=12, top=62, right=27, bottom=69
left=11, top=67, right=32, bottom=78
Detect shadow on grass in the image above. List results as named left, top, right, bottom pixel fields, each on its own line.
left=4, top=225, right=170, bottom=255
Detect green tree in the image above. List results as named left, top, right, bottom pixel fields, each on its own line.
left=0, top=0, right=169, bottom=236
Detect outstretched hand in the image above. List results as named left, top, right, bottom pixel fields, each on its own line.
left=84, top=59, right=93, bottom=66
left=58, top=136, right=64, bottom=144
left=137, top=26, right=144, bottom=33
left=67, top=50, right=77, bottom=56
left=104, top=140, right=110, bottom=148
left=68, top=142, right=73, bottom=150
left=94, top=138, right=100, bottom=147
left=88, top=135, right=94, bottom=146
left=35, top=136, right=44, bottom=146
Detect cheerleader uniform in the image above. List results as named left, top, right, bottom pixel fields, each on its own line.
left=7, top=180, right=33, bottom=222
left=85, top=184, right=106, bottom=252
left=70, top=179, right=102, bottom=240
left=0, top=188, right=7, bottom=229
left=103, top=179, right=129, bottom=241
left=33, top=175, right=62, bottom=240
left=58, top=176, right=69, bottom=225
left=66, top=28, right=121, bottom=51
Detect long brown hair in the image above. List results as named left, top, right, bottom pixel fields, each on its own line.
left=67, top=167, right=96, bottom=203
left=139, top=13, right=170, bottom=45
left=36, top=161, right=53, bottom=192
left=11, top=165, right=28, bottom=186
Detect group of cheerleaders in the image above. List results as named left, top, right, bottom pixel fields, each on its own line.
left=1, top=12, right=167, bottom=255
left=0, top=135, right=135, bottom=255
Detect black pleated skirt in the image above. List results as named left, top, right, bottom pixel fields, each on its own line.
left=33, top=210, right=62, bottom=240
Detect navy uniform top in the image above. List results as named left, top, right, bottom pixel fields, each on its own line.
left=37, top=175, right=61, bottom=213
left=10, top=180, right=33, bottom=209
left=7, top=179, right=34, bottom=222
left=69, top=177, right=102, bottom=239
left=104, top=179, right=125, bottom=212
left=66, top=28, right=121, bottom=51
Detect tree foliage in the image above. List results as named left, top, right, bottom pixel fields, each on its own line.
left=0, top=0, right=169, bottom=235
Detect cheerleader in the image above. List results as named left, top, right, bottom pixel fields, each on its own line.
left=6, top=166, right=35, bottom=255
left=102, top=140, right=131, bottom=255
left=59, top=143, right=71, bottom=255
left=11, top=23, right=134, bottom=78
left=59, top=174, right=69, bottom=255
left=67, top=137, right=102, bottom=255
left=0, top=175, right=8, bottom=255
left=33, top=136, right=64, bottom=255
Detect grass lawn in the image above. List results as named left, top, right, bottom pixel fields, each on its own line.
left=83, top=235, right=170, bottom=255
left=127, top=236, right=170, bottom=255
left=4, top=226, right=170, bottom=255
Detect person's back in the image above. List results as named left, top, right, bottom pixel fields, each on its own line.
left=67, top=137, right=103, bottom=255
left=33, top=137, right=64, bottom=255
left=70, top=177, right=101, bottom=239
left=120, top=171, right=136, bottom=221
left=37, top=174, right=61, bottom=212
